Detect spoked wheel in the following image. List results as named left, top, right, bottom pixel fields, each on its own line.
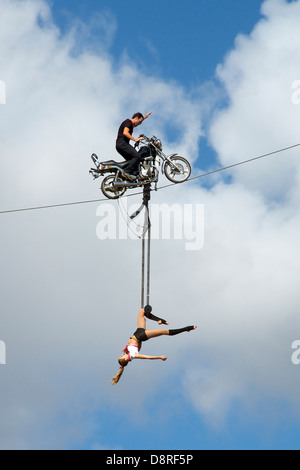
left=101, top=175, right=126, bottom=200
left=164, top=156, right=191, bottom=183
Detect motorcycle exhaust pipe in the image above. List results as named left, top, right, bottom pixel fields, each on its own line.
left=113, top=180, right=140, bottom=188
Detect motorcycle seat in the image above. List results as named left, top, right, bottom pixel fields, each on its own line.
left=117, top=161, right=131, bottom=169
left=101, top=160, right=118, bottom=165
left=101, top=160, right=130, bottom=169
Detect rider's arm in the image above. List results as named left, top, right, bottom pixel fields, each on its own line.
left=143, top=111, right=152, bottom=120
left=123, top=127, right=138, bottom=142
left=135, top=354, right=167, bottom=361
left=123, top=127, right=144, bottom=143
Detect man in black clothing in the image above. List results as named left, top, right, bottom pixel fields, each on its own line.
left=116, top=111, right=152, bottom=178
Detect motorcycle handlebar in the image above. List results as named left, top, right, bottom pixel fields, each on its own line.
left=134, top=134, right=148, bottom=148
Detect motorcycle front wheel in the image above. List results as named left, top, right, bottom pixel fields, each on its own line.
left=101, top=175, right=126, bottom=200
left=164, top=156, right=191, bottom=183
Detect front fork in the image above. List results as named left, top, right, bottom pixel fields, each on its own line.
left=163, top=154, right=182, bottom=174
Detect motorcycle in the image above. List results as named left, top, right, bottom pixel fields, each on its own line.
left=89, top=134, right=191, bottom=199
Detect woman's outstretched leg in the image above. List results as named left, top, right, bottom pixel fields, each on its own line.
left=145, top=328, right=170, bottom=339
left=169, top=325, right=197, bottom=336
left=145, top=325, right=197, bottom=340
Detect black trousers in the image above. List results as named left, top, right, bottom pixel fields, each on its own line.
left=116, top=139, right=141, bottom=174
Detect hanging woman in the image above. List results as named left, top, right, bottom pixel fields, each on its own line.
left=111, top=306, right=197, bottom=385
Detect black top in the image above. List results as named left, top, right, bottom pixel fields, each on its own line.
left=116, top=119, right=133, bottom=144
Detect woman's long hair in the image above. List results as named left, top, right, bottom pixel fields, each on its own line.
left=111, top=366, right=124, bottom=385
left=111, top=357, right=128, bottom=385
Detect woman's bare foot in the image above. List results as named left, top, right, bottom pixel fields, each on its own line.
left=158, top=319, right=169, bottom=325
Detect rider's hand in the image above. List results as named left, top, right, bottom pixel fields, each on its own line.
left=136, top=136, right=144, bottom=142
left=160, top=355, right=167, bottom=361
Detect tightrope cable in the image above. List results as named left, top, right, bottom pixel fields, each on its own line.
left=157, top=142, right=300, bottom=191
left=0, top=142, right=299, bottom=215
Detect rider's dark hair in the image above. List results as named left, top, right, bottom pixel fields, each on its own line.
left=132, top=112, right=144, bottom=120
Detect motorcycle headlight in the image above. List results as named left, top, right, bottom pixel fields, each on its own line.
left=154, top=138, right=162, bottom=150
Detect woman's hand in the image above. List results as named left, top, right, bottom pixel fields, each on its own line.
left=160, top=355, right=167, bottom=361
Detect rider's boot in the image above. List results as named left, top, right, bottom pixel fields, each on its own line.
left=122, top=171, right=138, bottom=181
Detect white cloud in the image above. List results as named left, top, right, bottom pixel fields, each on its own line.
left=181, top=0, right=300, bottom=426
left=0, top=0, right=202, bottom=208
left=209, top=0, right=300, bottom=201
left=0, top=0, right=204, bottom=449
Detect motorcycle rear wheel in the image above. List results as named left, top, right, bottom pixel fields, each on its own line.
left=101, top=175, right=126, bottom=199
left=164, top=156, right=191, bottom=183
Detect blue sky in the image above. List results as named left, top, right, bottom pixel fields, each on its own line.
left=1, top=0, right=300, bottom=451
left=50, top=0, right=265, bottom=178
left=50, top=0, right=263, bottom=85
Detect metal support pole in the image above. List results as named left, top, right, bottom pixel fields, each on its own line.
left=146, top=210, right=151, bottom=307
left=141, top=226, right=145, bottom=308
left=138, top=184, right=151, bottom=308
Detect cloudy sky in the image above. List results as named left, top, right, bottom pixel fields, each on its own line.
left=1, top=0, right=300, bottom=450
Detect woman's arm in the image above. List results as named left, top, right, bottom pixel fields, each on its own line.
left=135, top=353, right=167, bottom=361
